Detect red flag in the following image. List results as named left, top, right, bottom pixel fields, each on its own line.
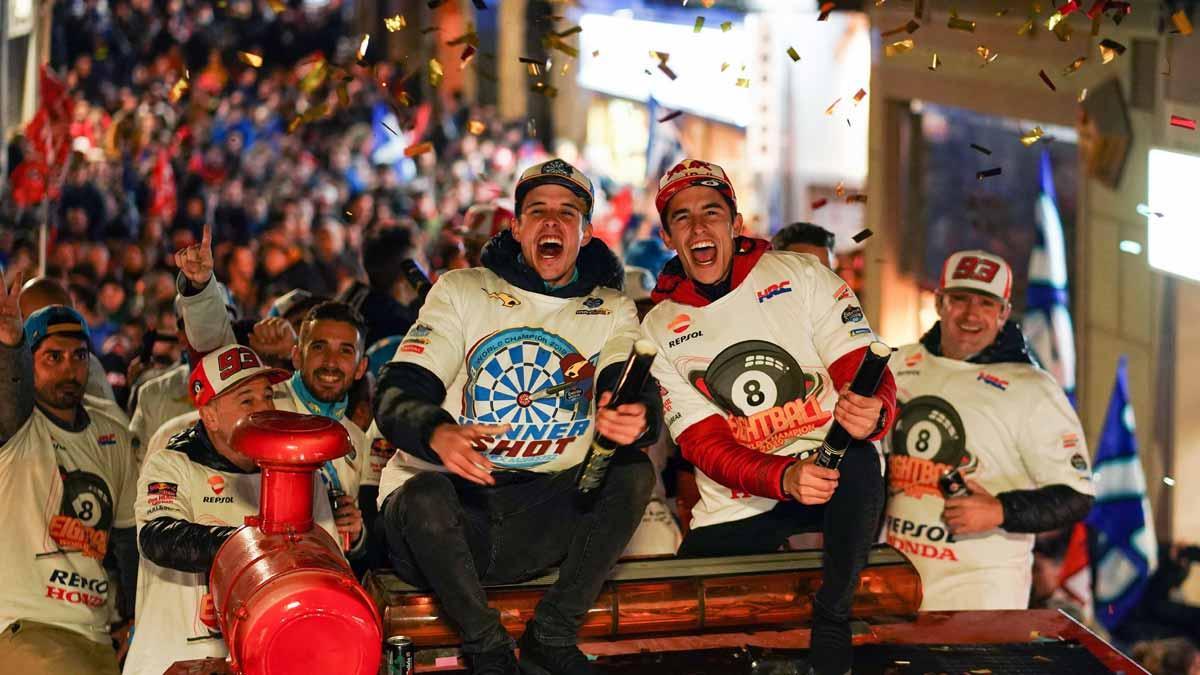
left=1058, top=521, right=1095, bottom=622
left=20, top=66, right=76, bottom=202
left=9, top=160, right=50, bottom=208
left=149, top=149, right=177, bottom=221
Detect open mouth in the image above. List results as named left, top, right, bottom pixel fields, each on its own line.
left=537, top=234, right=564, bottom=259
left=314, top=369, right=344, bottom=386
left=690, top=239, right=717, bottom=265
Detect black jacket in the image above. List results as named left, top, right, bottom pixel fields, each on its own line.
left=374, top=231, right=660, bottom=475
left=920, top=320, right=1093, bottom=534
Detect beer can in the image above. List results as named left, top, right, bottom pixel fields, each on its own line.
left=385, top=635, right=415, bottom=675
left=938, top=468, right=970, bottom=498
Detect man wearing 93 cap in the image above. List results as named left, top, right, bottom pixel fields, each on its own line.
left=883, top=250, right=1094, bottom=610
left=641, top=160, right=897, bottom=675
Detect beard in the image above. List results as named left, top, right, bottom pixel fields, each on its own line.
left=36, top=379, right=85, bottom=411
left=303, top=367, right=350, bottom=402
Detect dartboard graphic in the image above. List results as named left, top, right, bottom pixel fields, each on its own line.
left=466, top=327, right=594, bottom=426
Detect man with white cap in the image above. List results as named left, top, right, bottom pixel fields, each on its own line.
left=883, top=249, right=1094, bottom=610
left=123, top=344, right=357, bottom=675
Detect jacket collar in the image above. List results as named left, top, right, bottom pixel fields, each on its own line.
left=167, top=421, right=256, bottom=474
left=651, top=237, right=770, bottom=307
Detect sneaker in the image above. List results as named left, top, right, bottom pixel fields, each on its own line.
left=517, top=627, right=595, bottom=675
left=466, top=646, right=521, bottom=675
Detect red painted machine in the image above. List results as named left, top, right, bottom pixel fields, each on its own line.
left=206, top=411, right=382, bottom=675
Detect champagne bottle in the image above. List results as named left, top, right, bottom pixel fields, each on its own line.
left=575, top=339, right=658, bottom=493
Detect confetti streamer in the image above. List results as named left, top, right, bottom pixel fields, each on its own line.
left=658, top=62, right=678, bottom=80
left=885, top=39, right=914, bottom=56
left=1098, top=38, right=1126, bottom=64
left=948, top=9, right=977, bottom=31
left=694, top=17, right=705, bottom=32
left=825, top=98, right=842, bottom=115
left=970, top=143, right=992, bottom=155
left=238, top=51, right=263, bottom=68
left=1063, top=56, right=1087, bottom=74
left=853, top=88, right=867, bottom=104
left=1020, top=126, right=1045, bottom=145
left=1046, top=11, right=1065, bottom=29
left=977, top=167, right=1003, bottom=180
left=168, top=77, right=188, bottom=103
left=818, top=2, right=836, bottom=20
left=405, top=141, right=434, bottom=157
left=468, top=120, right=486, bottom=135
left=1085, top=0, right=1106, bottom=18
left=1170, top=115, right=1197, bottom=130
left=1172, top=9, right=1193, bottom=34
left=429, top=58, right=444, bottom=87
left=357, top=34, right=371, bottom=61
left=1038, top=69, right=1057, bottom=91
left=882, top=19, right=921, bottom=37
left=385, top=14, right=407, bottom=31
left=928, top=53, right=940, bottom=70
left=721, top=21, right=732, bottom=31
left=460, top=45, right=478, bottom=67
left=811, top=198, right=828, bottom=210
left=1056, top=0, right=1080, bottom=16
left=787, top=46, right=801, bottom=62
left=658, top=110, right=683, bottom=123
left=558, top=25, right=582, bottom=37
left=1078, top=88, right=1088, bottom=101
left=721, top=62, right=730, bottom=72
left=852, top=228, right=874, bottom=242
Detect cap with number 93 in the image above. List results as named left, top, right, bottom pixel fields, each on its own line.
left=188, top=344, right=289, bottom=408
left=939, top=250, right=1012, bottom=303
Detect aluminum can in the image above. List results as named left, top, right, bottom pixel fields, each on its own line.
left=385, top=635, right=415, bottom=675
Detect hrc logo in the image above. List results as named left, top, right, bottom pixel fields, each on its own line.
left=97, top=434, right=117, bottom=446
left=756, top=280, right=792, bottom=303
left=976, top=371, right=1010, bottom=391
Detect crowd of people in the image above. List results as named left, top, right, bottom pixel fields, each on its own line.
left=0, top=2, right=1197, bottom=675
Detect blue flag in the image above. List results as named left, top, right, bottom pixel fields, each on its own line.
left=1023, top=150, right=1077, bottom=404
left=1087, top=356, right=1157, bottom=631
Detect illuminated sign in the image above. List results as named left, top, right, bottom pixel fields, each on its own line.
left=1147, top=148, right=1200, bottom=283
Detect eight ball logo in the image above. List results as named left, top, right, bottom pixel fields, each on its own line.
left=691, top=340, right=811, bottom=417
left=891, top=395, right=972, bottom=468
left=58, top=468, right=114, bottom=532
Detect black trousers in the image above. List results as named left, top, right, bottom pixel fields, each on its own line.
left=678, top=441, right=884, bottom=675
left=380, top=449, right=654, bottom=654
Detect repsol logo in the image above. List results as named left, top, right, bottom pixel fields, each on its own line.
left=203, top=496, right=235, bottom=504
left=884, top=515, right=958, bottom=543
left=668, top=330, right=703, bottom=348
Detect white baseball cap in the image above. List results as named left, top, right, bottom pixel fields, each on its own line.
left=188, top=344, right=289, bottom=408
left=939, top=250, right=1013, bottom=303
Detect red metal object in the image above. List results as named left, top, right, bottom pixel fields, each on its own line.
left=208, top=411, right=382, bottom=675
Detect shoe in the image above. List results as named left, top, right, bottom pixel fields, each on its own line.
left=517, top=626, right=595, bottom=675
left=466, top=646, right=521, bottom=675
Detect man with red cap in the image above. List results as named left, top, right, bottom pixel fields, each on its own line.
left=641, top=159, right=897, bottom=675
left=882, top=250, right=1094, bottom=610
left=124, top=343, right=358, bottom=675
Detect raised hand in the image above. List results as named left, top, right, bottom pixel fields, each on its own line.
left=249, top=316, right=297, bottom=361
left=429, top=422, right=511, bottom=486
left=0, top=269, right=24, bottom=348
left=175, top=224, right=214, bottom=288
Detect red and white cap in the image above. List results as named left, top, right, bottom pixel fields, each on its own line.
left=188, top=344, right=290, bottom=408
left=655, top=159, right=738, bottom=222
left=939, top=250, right=1013, bottom=303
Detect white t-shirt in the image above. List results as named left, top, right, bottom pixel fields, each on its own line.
left=128, top=363, right=192, bottom=465
left=642, top=251, right=876, bottom=530
left=378, top=267, right=641, bottom=501
left=0, top=404, right=137, bottom=643
left=123, top=441, right=339, bottom=675
left=882, top=342, right=1095, bottom=610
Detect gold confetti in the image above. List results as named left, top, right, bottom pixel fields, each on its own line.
left=787, top=46, right=801, bottom=62
left=948, top=9, right=976, bottom=31
left=735, top=78, right=750, bottom=88
left=168, top=77, right=188, bottom=103
left=357, top=34, right=371, bottom=61
left=658, top=62, right=677, bottom=80
left=336, top=83, right=349, bottom=108
left=1018, top=18, right=1036, bottom=35
left=1020, top=126, right=1045, bottom=145
left=835, top=182, right=846, bottom=197
left=651, top=50, right=669, bottom=62
left=976, top=45, right=999, bottom=65
left=1078, top=87, right=1088, bottom=101
left=404, top=141, right=434, bottom=158
left=1046, top=10, right=1064, bottom=29
left=287, top=116, right=302, bottom=133
left=301, top=102, right=328, bottom=123
left=825, top=98, right=842, bottom=114
left=1172, top=9, right=1193, bottom=35
left=468, top=120, right=486, bottom=135
left=1052, top=18, right=1072, bottom=40
left=1063, top=56, right=1087, bottom=74
left=238, top=51, right=263, bottom=68
left=429, top=58, right=444, bottom=87
left=530, top=82, right=559, bottom=97
left=721, top=21, right=732, bottom=31
left=884, top=39, right=914, bottom=56
left=694, top=17, right=705, bottom=32
left=385, top=14, right=407, bottom=31
left=928, top=52, right=940, bottom=70
left=853, top=88, right=867, bottom=103
left=721, top=62, right=730, bottom=72
left=1099, top=38, right=1126, bottom=64
left=297, top=58, right=327, bottom=93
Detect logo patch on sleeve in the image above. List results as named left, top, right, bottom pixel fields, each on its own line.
left=841, top=306, right=864, bottom=324
left=147, top=481, right=179, bottom=506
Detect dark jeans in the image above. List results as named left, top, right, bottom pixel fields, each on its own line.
left=380, top=448, right=654, bottom=654
left=678, top=441, right=884, bottom=675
